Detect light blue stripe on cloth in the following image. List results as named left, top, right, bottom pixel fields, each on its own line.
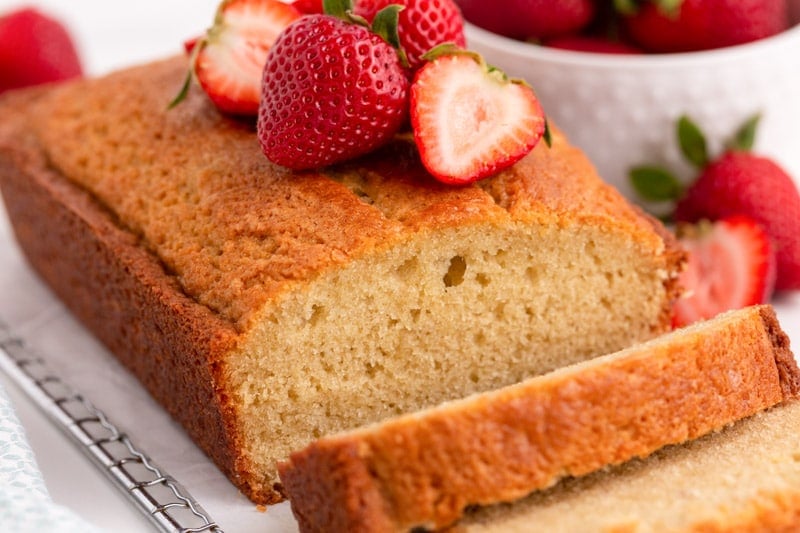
left=0, top=383, right=104, bottom=533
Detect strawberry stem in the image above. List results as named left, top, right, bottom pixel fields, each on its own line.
left=543, top=120, right=553, bottom=148
left=168, top=70, right=193, bottom=109
left=168, top=35, right=204, bottom=110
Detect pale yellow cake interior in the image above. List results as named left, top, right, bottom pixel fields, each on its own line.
left=231, top=220, right=672, bottom=493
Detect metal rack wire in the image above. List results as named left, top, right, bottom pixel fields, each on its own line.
left=0, top=319, right=223, bottom=533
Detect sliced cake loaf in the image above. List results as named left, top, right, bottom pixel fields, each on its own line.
left=458, top=398, right=800, bottom=533
left=0, top=57, right=683, bottom=503
left=279, top=305, right=799, bottom=532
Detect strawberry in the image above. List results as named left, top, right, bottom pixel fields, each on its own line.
left=0, top=7, right=83, bottom=94
left=544, top=35, right=642, bottom=54
left=183, top=36, right=201, bottom=55
left=354, top=0, right=466, bottom=71
left=672, top=216, right=776, bottom=328
left=257, top=2, right=409, bottom=169
left=675, top=152, right=800, bottom=291
left=291, top=0, right=325, bottom=14
left=630, top=115, right=800, bottom=291
left=172, top=0, right=302, bottom=115
left=618, top=0, right=789, bottom=53
left=410, top=47, right=547, bottom=184
left=455, top=0, right=595, bottom=41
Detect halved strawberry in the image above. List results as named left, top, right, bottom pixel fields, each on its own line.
left=173, top=0, right=301, bottom=115
left=410, top=47, right=546, bottom=184
left=672, top=216, right=776, bottom=328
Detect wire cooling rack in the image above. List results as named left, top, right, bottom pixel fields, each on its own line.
left=0, top=319, right=223, bottom=533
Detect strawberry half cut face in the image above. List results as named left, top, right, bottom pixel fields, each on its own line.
left=672, top=216, right=776, bottom=328
left=411, top=53, right=545, bottom=184
left=189, top=0, right=302, bottom=115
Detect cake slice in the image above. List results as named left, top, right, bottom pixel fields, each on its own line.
left=279, top=305, right=799, bottom=532
left=0, top=57, right=683, bottom=503
left=458, top=398, right=800, bottom=533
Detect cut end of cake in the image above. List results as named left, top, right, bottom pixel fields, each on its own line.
left=230, top=217, right=678, bottom=501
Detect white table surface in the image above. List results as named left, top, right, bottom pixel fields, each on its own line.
left=1, top=1, right=799, bottom=532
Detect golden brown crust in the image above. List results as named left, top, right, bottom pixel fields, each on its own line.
left=0, top=89, right=258, bottom=501
left=757, top=305, right=800, bottom=398
left=279, top=306, right=798, bottom=532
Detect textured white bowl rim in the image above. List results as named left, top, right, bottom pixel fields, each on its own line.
left=465, top=19, right=800, bottom=69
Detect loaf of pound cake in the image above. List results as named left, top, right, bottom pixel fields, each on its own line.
left=280, top=305, right=800, bottom=532
left=0, top=57, right=683, bottom=504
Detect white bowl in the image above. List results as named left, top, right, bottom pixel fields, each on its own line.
left=465, top=4, right=800, bottom=202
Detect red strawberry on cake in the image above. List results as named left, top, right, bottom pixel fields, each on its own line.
left=410, top=46, right=547, bottom=184
left=257, top=0, right=409, bottom=169
left=172, top=0, right=302, bottom=115
left=354, top=0, right=466, bottom=71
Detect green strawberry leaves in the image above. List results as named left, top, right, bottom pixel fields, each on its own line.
left=324, top=0, right=410, bottom=68
left=677, top=115, right=709, bottom=168
left=728, top=113, right=761, bottom=152
left=371, top=5, right=409, bottom=67
left=630, top=166, right=684, bottom=202
left=629, top=112, right=761, bottom=212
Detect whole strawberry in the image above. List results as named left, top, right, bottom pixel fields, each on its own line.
left=354, top=0, right=466, bottom=71
left=619, top=0, right=789, bottom=53
left=0, top=7, right=83, bottom=94
left=455, top=0, right=595, bottom=41
left=631, top=115, right=800, bottom=291
left=258, top=1, right=409, bottom=169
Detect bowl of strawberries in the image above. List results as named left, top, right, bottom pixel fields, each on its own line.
left=460, top=0, right=800, bottom=203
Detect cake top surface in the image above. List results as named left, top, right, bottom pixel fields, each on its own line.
left=0, top=57, right=671, bottom=329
